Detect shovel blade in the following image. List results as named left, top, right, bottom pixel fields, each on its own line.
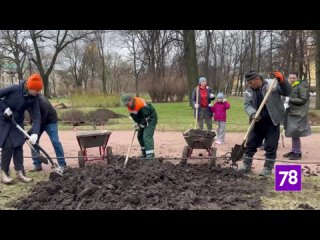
left=230, top=144, right=246, bottom=163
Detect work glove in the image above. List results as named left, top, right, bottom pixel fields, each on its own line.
left=29, top=134, right=38, bottom=145
left=210, top=93, right=215, bottom=99
left=194, top=103, right=199, bottom=109
left=223, top=99, right=227, bottom=103
left=4, top=107, right=12, bottom=119
left=274, top=71, right=284, bottom=84
left=134, top=123, right=146, bottom=130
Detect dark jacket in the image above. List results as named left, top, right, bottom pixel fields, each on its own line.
left=0, top=80, right=41, bottom=148
left=29, top=95, right=57, bottom=131
left=128, top=97, right=157, bottom=127
left=244, top=79, right=292, bottom=126
left=284, top=79, right=311, bottom=137
left=192, top=85, right=215, bottom=118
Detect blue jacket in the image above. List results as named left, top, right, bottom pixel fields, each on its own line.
left=192, top=85, right=215, bottom=118
left=0, top=80, right=41, bottom=148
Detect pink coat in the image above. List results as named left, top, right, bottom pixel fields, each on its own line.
left=209, top=101, right=231, bottom=122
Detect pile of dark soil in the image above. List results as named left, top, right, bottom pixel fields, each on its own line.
left=302, top=165, right=320, bottom=176
left=297, top=203, right=315, bottom=210
left=183, top=129, right=216, bottom=138
left=13, top=156, right=268, bottom=210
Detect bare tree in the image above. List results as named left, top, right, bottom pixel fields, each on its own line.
left=94, top=30, right=108, bottom=95
left=29, top=30, right=93, bottom=97
left=63, top=41, right=89, bottom=92
left=0, top=30, right=29, bottom=79
left=183, top=30, right=199, bottom=105
left=315, top=30, right=320, bottom=110
left=120, top=30, right=147, bottom=96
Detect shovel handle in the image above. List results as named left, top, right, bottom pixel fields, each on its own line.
left=195, top=86, right=199, bottom=129
left=243, top=78, right=278, bottom=142
left=10, top=116, right=55, bottom=166
left=124, top=129, right=137, bottom=167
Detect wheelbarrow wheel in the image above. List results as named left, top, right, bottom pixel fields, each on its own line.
left=180, top=146, right=189, bottom=166
left=78, top=150, right=85, bottom=168
left=208, top=147, right=217, bottom=169
left=106, top=146, right=113, bottom=164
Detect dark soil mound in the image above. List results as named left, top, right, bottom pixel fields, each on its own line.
left=12, top=156, right=267, bottom=210
left=308, top=112, right=320, bottom=125
left=183, top=129, right=216, bottom=138
left=86, top=108, right=125, bottom=125
left=297, top=203, right=315, bottom=210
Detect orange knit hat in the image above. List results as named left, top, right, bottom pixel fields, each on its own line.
left=27, top=73, right=43, bottom=91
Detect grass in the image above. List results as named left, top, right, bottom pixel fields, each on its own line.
left=0, top=171, right=49, bottom=210
left=53, top=96, right=252, bottom=131
left=261, top=176, right=320, bottom=210
left=53, top=95, right=320, bottom=132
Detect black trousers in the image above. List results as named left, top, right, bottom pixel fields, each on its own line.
left=244, top=117, right=280, bottom=169
left=1, top=135, right=24, bottom=173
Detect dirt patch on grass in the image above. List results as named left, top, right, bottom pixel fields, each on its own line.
left=12, top=156, right=268, bottom=210
left=308, top=112, right=320, bottom=125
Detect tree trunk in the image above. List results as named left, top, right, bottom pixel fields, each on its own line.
left=204, top=30, right=211, bottom=79
left=270, top=30, right=273, bottom=75
left=298, top=30, right=304, bottom=78
left=183, top=30, right=199, bottom=106
left=257, top=30, right=262, bottom=71
left=250, top=30, right=257, bottom=70
left=315, top=30, right=320, bottom=110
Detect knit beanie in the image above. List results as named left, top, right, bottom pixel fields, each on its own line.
left=245, top=70, right=260, bottom=82
left=27, top=73, right=43, bottom=91
left=199, top=77, right=207, bottom=83
left=121, top=94, right=133, bottom=106
left=217, top=93, right=224, bottom=99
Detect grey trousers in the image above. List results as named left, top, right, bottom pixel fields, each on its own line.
left=197, top=107, right=212, bottom=130
left=216, top=121, right=226, bottom=142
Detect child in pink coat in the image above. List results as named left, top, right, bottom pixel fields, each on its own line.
left=209, top=93, right=231, bottom=144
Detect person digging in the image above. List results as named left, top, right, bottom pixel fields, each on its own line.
left=240, top=70, right=292, bottom=176
left=121, top=94, right=158, bottom=159
left=0, top=73, right=43, bottom=184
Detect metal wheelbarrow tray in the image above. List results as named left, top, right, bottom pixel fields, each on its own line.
left=76, top=130, right=112, bottom=168
left=181, top=129, right=217, bottom=168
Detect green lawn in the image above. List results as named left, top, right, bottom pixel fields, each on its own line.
left=0, top=171, right=49, bottom=210
left=54, top=95, right=320, bottom=132
left=261, top=176, right=320, bottom=210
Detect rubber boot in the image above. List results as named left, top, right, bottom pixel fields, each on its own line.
left=146, top=153, right=155, bottom=160
left=239, top=154, right=252, bottom=173
left=16, top=170, right=32, bottom=183
left=259, top=167, right=272, bottom=176
left=140, top=149, right=146, bottom=158
left=1, top=170, right=13, bottom=184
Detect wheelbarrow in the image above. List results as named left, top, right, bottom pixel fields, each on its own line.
left=181, top=130, right=217, bottom=168
left=76, top=130, right=112, bottom=168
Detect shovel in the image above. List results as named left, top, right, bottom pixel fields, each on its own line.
left=10, top=116, right=64, bottom=176
left=281, top=128, right=285, bottom=148
left=124, top=129, right=137, bottom=168
left=230, top=78, right=278, bottom=164
left=195, top=86, right=199, bottom=129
